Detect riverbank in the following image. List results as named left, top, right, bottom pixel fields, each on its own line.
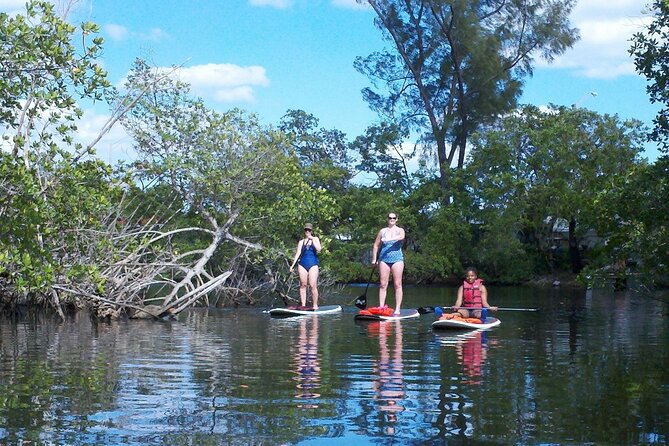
left=530, top=272, right=583, bottom=288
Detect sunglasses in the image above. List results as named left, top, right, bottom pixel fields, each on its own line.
left=304, top=228, right=312, bottom=232
left=388, top=216, right=397, bottom=220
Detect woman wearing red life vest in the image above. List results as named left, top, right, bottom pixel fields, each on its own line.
left=453, top=267, right=497, bottom=319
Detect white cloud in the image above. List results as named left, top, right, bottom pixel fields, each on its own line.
left=104, top=24, right=129, bottom=41
left=178, top=64, right=269, bottom=88
left=249, top=0, right=293, bottom=8
left=213, top=86, right=256, bottom=103
left=538, top=2, right=654, bottom=80
left=172, top=63, right=270, bottom=104
left=0, top=0, right=31, bottom=16
left=142, top=27, right=169, bottom=43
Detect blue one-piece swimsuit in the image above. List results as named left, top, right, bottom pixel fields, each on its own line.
left=299, top=242, right=319, bottom=271
left=379, top=229, right=404, bottom=266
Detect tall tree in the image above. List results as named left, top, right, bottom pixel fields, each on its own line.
left=278, top=109, right=352, bottom=194
left=466, top=105, right=645, bottom=274
left=630, top=0, right=669, bottom=153
left=350, top=122, right=415, bottom=194
left=355, top=0, right=578, bottom=194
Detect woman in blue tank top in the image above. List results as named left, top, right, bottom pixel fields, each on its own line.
left=290, top=223, right=322, bottom=309
left=371, top=212, right=405, bottom=315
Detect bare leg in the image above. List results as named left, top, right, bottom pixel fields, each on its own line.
left=390, top=261, right=404, bottom=314
left=298, top=265, right=309, bottom=307
left=378, top=262, right=391, bottom=307
left=457, top=309, right=469, bottom=318
left=308, top=265, right=319, bottom=309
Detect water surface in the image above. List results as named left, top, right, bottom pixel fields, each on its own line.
left=1, top=286, right=667, bottom=445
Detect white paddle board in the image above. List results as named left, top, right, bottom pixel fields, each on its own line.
left=432, top=316, right=501, bottom=330
left=268, top=305, right=342, bottom=317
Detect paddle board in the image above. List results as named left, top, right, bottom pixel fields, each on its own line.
left=432, top=316, right=501, bottom=330
left=268, top=305, right=342, bottom=317
left=354, top=308, right=420, bottom=321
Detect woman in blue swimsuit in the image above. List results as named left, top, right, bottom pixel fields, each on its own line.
left=290, top=223, right=322, bottom=309
left=372, top=213, right=405, bottom=315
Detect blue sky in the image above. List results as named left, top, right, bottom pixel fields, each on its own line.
left=1, top=0, right=661, bottom=163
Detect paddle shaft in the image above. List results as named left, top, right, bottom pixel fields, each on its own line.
left=353, top=246, right=381, bottom=309
left=353, top=266, right=376, bottom=308
left=451, top=306, right=537, bottom=312
left=419, top=305, right=538, bottom=313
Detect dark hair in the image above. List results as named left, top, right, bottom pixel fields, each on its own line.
left=464, top=266, right=478, bottom=276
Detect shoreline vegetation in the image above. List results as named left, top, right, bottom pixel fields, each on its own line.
left=2, top=2, right=667, bottom=321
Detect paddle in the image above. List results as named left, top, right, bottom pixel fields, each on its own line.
left=417, top=305, right=538, bottom=314
left=352, top=266, right=377, bottom=309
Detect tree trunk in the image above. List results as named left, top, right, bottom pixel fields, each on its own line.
left=568, top=216, right=583, bottom=273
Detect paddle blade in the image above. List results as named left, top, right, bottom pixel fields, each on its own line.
left=354, top=295, right=367, bottom=309
left=416, top=306, right=435, bottom=315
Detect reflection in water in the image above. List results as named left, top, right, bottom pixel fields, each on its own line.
left=293, top=316, right=321, bottom=407
left=436, top=329, right=492, bottom=385
left=456, top=331, right=488, bottom=385
left=434, top=329, right=495, bottom=438
left=369, top=320, right=404, bottom=435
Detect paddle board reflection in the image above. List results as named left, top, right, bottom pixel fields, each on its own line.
left=368, top=319, right=405, bottom=435
left=292, top=316, right=321, bottom=407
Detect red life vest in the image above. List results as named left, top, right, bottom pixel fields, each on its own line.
left=462, top=279, right=483, bottom=307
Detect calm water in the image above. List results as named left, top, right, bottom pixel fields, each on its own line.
left=1, top=286, right=667, bottom=445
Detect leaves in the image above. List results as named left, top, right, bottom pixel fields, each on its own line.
left=465, top=105, right=646, bottom=279
left=630, top=0, right=669, bottom=153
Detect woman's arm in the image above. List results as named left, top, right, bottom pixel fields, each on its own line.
left=480, top=285, right=497, bottom=310
left=454, top=285, right=464, bottom=307
left=289, top=239, right=304, bottom=271
left=371, top=230, right=382, bottom=264
left=311, top=236, right=322, bottom=253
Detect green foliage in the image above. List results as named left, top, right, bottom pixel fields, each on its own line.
left=466, top=105, right=646, bottom=278
left=590, top=156, right=669, bottom=285
left=278, top=109, right=353, bottom=196
left=471, top=220, right=538, bottom=284
left=630, top=0, right=669, bottom=152
left=1, top=1, right=110, bottom=150
left=404, top=215, right=463, bottom=283
left=326, top=186, right=399, bottom=281
left=351, top=122, right=414, bottom=194
left=0, top=2, right=117, bottom=302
